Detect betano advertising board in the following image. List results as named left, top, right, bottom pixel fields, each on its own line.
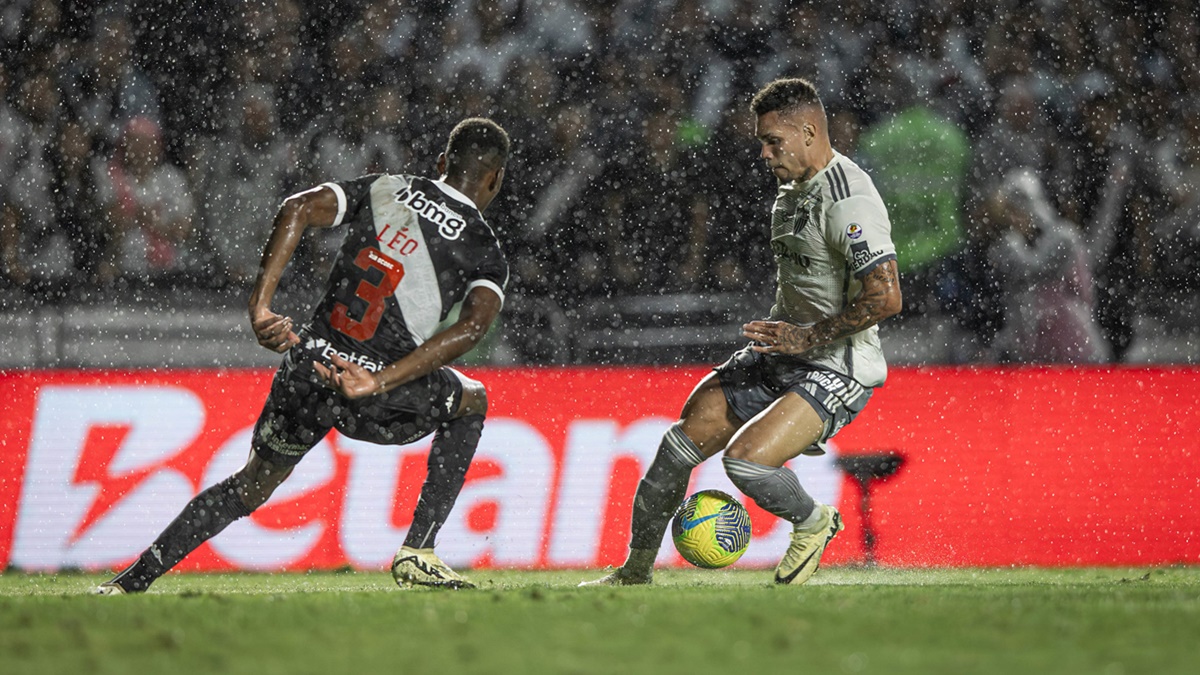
left=1, top=366, right=1196, bottom=572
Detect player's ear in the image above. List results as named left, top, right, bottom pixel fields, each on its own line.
left=436, top=153, right=448, bottom=178
left=489, top=166, right=504, bottom=192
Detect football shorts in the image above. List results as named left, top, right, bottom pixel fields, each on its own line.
left=251, top=343, right=464, bottom=466
left=714, top=344, right=872, bottom=443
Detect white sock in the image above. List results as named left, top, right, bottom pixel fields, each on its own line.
left=795, top=502, right=826, bottom=532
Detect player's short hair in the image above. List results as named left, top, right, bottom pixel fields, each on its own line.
left=445, top=117, right=510, bottom=176
left=750, top=78, right=824, bottom=118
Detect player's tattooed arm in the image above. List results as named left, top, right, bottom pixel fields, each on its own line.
left=743, top=260, right=902, bottom=356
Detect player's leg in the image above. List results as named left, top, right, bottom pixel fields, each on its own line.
left=367, top=368, right=485, bottom=589
left=583, top=372, right=740, bottom=586
left=96, top=359, right=328, bottom=594
left=721, top=392, right=843, bottom=585
left=722, top=392, right=825, bottom=521
left=403, top=374, right=486, bottom=551
left=96, top=451, right=295, bottom=594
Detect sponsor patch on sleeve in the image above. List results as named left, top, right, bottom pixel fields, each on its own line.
left=850, top=241, right=886, bottom=270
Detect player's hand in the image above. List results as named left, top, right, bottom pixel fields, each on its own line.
left=251, top=308, right=300, bottom=353
left=742, top=320, right=813, bottom=355
left=313, top=353, right=383, bottom=399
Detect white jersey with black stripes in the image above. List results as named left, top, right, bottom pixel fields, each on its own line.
left=766, top=150, right=897, bottom=387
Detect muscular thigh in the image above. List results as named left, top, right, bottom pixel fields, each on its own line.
left=713, top=346, right=874, bottom=465
left=677, top=372, right=743, bottom=458
left=724, top=392, right=825, bottom=467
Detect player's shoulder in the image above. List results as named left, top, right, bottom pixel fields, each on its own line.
left=822, top=154, right=887, bottom=216
left=820, top=153, right=875, bottom=202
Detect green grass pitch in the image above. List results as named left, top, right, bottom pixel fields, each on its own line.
left=2, top=566, right=1198, bottom=674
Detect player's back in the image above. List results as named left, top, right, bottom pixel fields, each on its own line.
left=303, top=174, right=508, bottom=370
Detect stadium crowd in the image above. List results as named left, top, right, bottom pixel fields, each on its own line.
left=1, top=0, right=1197, bottom=364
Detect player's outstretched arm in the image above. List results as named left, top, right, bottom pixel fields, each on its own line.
left=247, top=186, right=341, bottom=352
left=313, top=285, right=503, bottom=399
left=743, top=259, right=902, bottom=356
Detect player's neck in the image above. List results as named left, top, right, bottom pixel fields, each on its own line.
left=438, top=176, right=485, bottom=209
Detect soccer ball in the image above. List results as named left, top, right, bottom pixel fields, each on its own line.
left=671, top=490, right=752, bottom=568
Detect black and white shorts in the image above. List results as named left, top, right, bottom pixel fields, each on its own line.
left=714, top=344, right=873, bottom=444
left=251, top=344, right=464, bottom=466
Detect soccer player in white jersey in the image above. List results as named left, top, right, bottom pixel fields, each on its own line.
left=585, top=78, right=902, bottom=587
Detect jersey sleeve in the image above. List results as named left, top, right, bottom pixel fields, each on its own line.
left=318, top=174, right=381, bottom=228
left=466, top=227, right=510, bottom=306
left=827, top=194, right=897, bottom=278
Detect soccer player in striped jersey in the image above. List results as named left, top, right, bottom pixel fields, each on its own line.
left=96, top=118, right=511, bottom=593
left=585, top=78, right=902, bottom=587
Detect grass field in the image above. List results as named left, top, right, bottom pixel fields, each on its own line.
left=2, top=566, right=1198, bottom=675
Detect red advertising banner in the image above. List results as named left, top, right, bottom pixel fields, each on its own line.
left=1, top=366, right=1197, bottom=572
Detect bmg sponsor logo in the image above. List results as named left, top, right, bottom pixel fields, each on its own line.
left=394, top=188, right=467, bottom=240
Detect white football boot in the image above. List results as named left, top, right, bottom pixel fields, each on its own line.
left=391, top=546, right=475, bottom=589
left=92, top=582, right=127, bottom=596
left=774, top=504, right=844, bottom=585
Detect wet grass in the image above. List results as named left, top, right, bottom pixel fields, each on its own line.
left=2, top=566, right=1197, bottom=674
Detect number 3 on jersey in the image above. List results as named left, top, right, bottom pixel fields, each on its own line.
left=331, top=247, right=405, bottom=341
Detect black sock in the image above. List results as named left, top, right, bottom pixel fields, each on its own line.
left=629, top=424, right=705, bottom=550
left=403, top=414, right=484, bottom=549
left=110, top=476, right=253, bottom=592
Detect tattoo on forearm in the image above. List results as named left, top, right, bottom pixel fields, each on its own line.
left=808, top=262, right=899, bottom=348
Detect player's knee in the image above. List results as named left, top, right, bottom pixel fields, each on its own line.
left=722, top=439, right=758, bottom=463
left=458, top=380, right=488, bottom=417
left=235, top=458, right=293, bottom=511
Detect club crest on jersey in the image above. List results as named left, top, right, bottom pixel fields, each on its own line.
left=792, top=194, right=820, bottom=236
left=394, top=188, right=467, bottom=240
left=846, top=223, right=863, bottom=240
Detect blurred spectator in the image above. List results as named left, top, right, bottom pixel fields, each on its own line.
left=601, top=106, right=701, bottom=294
left=0, top=61, right=22, bottom=191
left=7, top=0, right=64, bottom=75
left=440, top=0, right=528, bottom=90
left=517, top=103, right=604, bottom=296
left=362, top=86, right=410, bottom=173
left=68, top=13, right=160, bottom=152
left=987, top=169, right=1109, bottom=364
left=760, top=1, right=846, bottom=100
left=1056, top=84, right=1151, bottom=361
left=97, top=116, right=200, bottom=282
left=827, top=106, right=863, bottom=158
left=199, top=86, right=299, bottom=286
left=693, top=105, right=774, bottom=292
left=1152, top=98, right=1200, bottom=295
left=51, top=118, right=112, bottom=286
left=858, top=68, right=971, bottom=314
left=1, top=70, right=70, bottom=287
left=969, top=76, right=1052, bottom=208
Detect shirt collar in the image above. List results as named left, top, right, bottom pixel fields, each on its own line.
left=433, top=178, right=479, bottom=210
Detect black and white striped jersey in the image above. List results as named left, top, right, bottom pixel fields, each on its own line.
left=303, top=174, right=508, bottom=369
left=768, top=150, right=896, bottom=387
